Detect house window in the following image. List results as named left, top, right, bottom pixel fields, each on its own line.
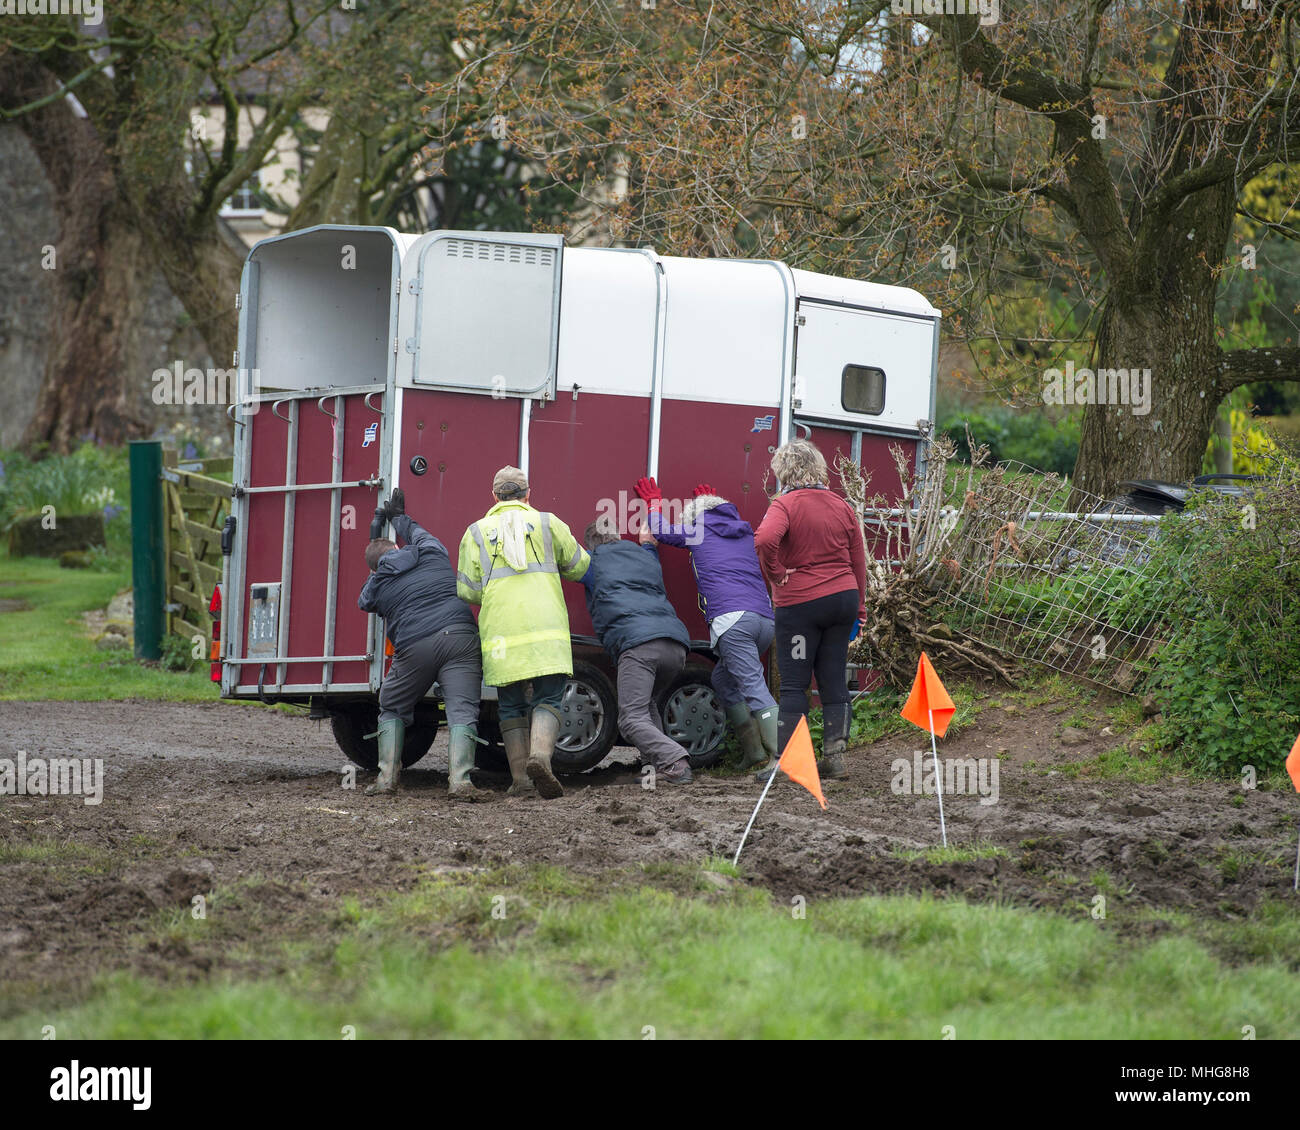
left=842, top=364, right=885, bottom=415
left=223, top=168, right=264, bottom=215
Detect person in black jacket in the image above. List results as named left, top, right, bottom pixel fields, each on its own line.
left=358, top=489, right=482, bottom=798
left=581, top=515, right=694, bottom=786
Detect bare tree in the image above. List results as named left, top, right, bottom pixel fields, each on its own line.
left=434, top=0, right=1300, bottom=497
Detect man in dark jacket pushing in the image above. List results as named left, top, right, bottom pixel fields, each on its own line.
left=358, top=489, right=483, bottom=798
left=582, top=515, right=694, bottom=786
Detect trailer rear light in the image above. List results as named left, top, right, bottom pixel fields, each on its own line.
left=209, top=584, right=223, bottom=682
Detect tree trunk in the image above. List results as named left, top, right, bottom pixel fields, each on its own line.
left=1072, top=294, right=1221, bottom=503
left=1072, top=173, right=1234, bottom=502
left=120, top=168, right=244, bottom=372
left=1, top=59, right=149, bottom=453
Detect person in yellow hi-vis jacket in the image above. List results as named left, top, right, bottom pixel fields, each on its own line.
left=457, top=467, right=590, bottom=800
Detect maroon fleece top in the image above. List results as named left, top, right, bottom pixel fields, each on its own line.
left=754, top=487, right=867, bottom=620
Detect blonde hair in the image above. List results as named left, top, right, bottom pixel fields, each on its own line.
left=771, top=440, right=828, bottom=489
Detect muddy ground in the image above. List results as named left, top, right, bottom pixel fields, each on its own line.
left=2, top=696, right=1297, bottom=1007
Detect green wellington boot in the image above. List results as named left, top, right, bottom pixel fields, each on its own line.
left=727, top=703, right=768, bottom=771
left=501, top=718, right=535, bottom=796
left=751, top=706, right=781, bottom=781
left=526, top=707, right=565, bottom=800
left=447, top=724, right=485, bottom=799
left=820, top=703, right=851, bottom=780
left=365, top=716, right=404, bottom=795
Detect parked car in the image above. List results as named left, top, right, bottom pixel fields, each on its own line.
left=1108, top=473, right=1266, bottom=515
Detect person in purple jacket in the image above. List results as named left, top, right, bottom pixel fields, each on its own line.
left=634, top=477, right=779, bottom=774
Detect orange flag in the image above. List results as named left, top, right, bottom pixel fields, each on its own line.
left=779, top=715, right=827, bottom=810
left=1287, top=732, right=1300, bottom=794
left=900, top=652, right=956, bottom=738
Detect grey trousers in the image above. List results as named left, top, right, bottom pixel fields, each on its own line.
left=379, top=625, right=482, bottom=727
left=711, top=612, right=776, bottom=712
left=617, top=639, right=690, bottom=771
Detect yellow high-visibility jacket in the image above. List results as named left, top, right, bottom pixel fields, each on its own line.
left=456, top=501, right=590, bottom=687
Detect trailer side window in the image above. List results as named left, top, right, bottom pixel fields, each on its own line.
left=842, top=365, right=885, bottom=415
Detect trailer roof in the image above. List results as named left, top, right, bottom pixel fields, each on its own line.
left=790, top=268, right=940, bottom=319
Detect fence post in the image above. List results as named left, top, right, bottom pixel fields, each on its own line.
left=129, top=440, right=165, bottom=661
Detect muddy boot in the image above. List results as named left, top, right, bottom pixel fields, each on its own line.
left=728, top=703, right=767, bottom=771
left=365, top=716, right=404, bottom=796
left=751, top=706, right=781, bottom=781
left=526, top=706, right=565, bottom=800
left=820, top=703, right=850, bottom=780
left=501, top=718, right=534, bottom=796
left=447, top=724, right=484, bottom=799
left=660, top=756, right=693, bottom=786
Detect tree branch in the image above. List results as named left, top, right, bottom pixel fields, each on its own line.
left=1217, top=346, right=1300, bottom=394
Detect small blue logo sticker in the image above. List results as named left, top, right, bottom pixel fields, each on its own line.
left=362, top=423, right=378, bottom=448
left=751, top=414, right=775, bottom=433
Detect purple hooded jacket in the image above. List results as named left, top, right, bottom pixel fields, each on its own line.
left=648, top=495, right=773, bottom=623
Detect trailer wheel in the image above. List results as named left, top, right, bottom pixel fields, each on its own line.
left=657, top=671, right=727, bottom=770
left=331, top=703, right=439, bottom=771
left=552, top=660, right=618, bottom=775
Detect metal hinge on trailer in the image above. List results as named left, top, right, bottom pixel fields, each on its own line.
left=235, top=292, right=242, bottom=311
left=393, top=337, right=399, bottom=355
left=796, top=314, right=806, bottom=326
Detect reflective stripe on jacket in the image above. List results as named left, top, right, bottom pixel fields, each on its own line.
left=456, top=501, right=590, bottom=686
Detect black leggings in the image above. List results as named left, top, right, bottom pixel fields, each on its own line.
left=774, top=588, right=858, bottom=753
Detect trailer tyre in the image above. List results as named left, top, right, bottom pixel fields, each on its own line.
left=553, top=660, right=619, bottom=775
left=331, top=703, right=439, bottom=771
left=657, top=670, right=727, bottom=770
left=469, top=664, right=618, bottom=776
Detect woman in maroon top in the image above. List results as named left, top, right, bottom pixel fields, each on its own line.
left=753, top=440, right=867, bottom=780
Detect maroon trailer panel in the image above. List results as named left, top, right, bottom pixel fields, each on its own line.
left=806, top=425, right=855, bottom=498
left=281, top=403, right=337, bottom=687
left=238, top=409, right=290, bottom=689
left=860, top=435, right=910, bottom=507
left=329, top=394, right=385, bottom=687
left=527, top=391, right=651, bottom=637
left=654, top=399, right=782, bottom=641
left=394, top=388, right=521, bottom=572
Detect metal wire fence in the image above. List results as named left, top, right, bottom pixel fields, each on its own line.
left=850, top=448, right=1195, bottom=696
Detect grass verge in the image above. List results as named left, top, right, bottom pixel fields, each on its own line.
left=4, top=862, right=1297, bottom=1039
left=0, top=551, right=211, bottom=701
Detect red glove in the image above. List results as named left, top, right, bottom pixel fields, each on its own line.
left=693, top=483, right=715, bottom=498
left=634, top=476, right=663, bottom=509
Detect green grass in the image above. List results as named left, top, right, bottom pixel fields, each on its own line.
left=892, top=842, right=1008, bottom=864
left=0, top=551, right=212, bottom=701
left=5, top=863, right=1298, bottom=1039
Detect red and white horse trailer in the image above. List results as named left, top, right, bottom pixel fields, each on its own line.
left=217, top=225, right=940, bottom=774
